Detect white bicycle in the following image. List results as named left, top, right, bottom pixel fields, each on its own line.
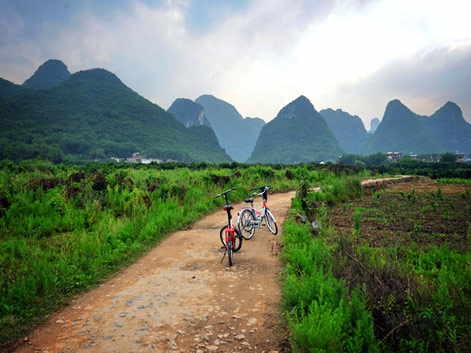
left=237, top=186, right=278, bottom=240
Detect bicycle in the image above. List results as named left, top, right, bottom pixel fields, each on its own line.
left=237, top=185, right=278, bottom=240
left=215, top=188, right=243, bottom=266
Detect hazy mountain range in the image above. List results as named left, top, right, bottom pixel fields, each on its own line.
left=0, top=59, right=470, bottom=164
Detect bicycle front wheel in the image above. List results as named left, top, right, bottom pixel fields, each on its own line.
left=238, top=209, right=256, bottom=240
left=219, top=225, right=243, bottom=253
left=265, top=210, right=278, bottom=235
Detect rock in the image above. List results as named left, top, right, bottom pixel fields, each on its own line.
left=235, top=334, right=245, bottom=340
left=247, top=317, right=257, bottom=326
left=207, top=345, right=218, bottom=351
left=55, top=319, right=65, bottom=324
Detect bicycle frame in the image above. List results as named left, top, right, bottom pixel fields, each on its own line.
left=224, top=204, right=236, bottom=241
left=237, top=198, right=277, bottom=228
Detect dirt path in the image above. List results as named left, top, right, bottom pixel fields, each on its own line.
left=15, top=191, right=295, bottom=353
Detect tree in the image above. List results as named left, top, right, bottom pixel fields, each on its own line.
left=440, top=153, right=457, bottom=163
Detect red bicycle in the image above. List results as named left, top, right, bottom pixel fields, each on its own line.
left=215, top=188, right=243, bottom=266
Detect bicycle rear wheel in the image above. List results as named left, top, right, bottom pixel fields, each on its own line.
left=238, top=209, right=256, bottom=240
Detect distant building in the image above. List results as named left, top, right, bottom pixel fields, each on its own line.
left=125, top=152, right=163, bottom=164
left=386, top=152, right=402, bottom=162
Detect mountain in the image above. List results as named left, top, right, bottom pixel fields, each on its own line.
left=369, top=99, right=471, bottom=153
left=0, top=66, right=230, bottom=163
left=167, top=98, right=227, bottom=157
left=428, top=102, right=471, bottom=153
left=248, top=96, right=342, bottom=163
left=369, top=117, right=380, bottom=133
left=320, top=108, right=368, bottom=154
left=23, top=59, right=71, bottom=89
left=195, top=95, right=265, bottom=162
left=1, top=78, right=27, bottom=98
left=167, top=98, right=211, bottom=128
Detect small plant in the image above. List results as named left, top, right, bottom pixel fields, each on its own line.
left=353, top=207, right=362, bottom=241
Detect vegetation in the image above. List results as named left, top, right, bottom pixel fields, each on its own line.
left=285, top=174, right=471, bottom=352
left=249, top=96, right=342, bottom=163
left=0, top=161, right=303, bottom=347
left=0, top=69, right=230, bottom=163
left=282, top=176, right=378, bottom=352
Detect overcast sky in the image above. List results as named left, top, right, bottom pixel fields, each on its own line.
left=1, top=0, right=470, bottom=127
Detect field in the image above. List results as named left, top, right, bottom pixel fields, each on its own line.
left=0, top=160, right=311, bottom=348
left=1, top=160, right=470, bottom=352
left=282, top=176, right=470, bottom=352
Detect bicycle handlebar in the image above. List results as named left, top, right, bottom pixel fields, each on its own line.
left=251, top=185, right=270, bottom=191
left=215, top=188, right=234, bottom=198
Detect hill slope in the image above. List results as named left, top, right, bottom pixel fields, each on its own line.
left=195, top=95, right=265, bottom=162
left=248, top=96, right=342, bottom=163
left=0, top=68, right=230, bottom=162
left=23, top=59, right=71, bottom=89
left=320, top=108, right=368, bottom=154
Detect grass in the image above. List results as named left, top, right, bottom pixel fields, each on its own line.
left=286, top=176, right=470, bottom=353
left=0, top=161, right=313, bottom=347
left=437, top=178, right=471, bottom=184
left=282, top=196, right=379, bottom=353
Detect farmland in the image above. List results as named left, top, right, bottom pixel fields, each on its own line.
left=283, top=176, right=470, bottom=352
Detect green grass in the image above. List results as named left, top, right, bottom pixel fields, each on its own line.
left=0, top=161, right=312, bottom=347
left=283, top=175, right=470, bottom=353
left=437, top=178, right=471, bottom=184
left=282, top=197, right=379, bottom=353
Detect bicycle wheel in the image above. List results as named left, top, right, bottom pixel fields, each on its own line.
left=238, top=209, right=256, bottom=240
left=219, top=225, right=243, bottom=252
left=265, top=210, right=278, bottom=235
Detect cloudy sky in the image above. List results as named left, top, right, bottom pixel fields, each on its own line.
left=1, top=0, right=470, bottom=127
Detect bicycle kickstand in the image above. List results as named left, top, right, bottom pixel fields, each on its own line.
left=220, top=249, right=227, bottom=264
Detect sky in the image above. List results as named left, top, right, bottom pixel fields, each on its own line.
left=1, top=0, right=470, bottom=128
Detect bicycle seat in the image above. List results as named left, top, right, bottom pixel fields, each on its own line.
left=244, top=198, right=254, bottom=203
left=223, top=204, right=233, bottom=211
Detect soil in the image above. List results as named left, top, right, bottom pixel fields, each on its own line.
left=14, top=191, right=295, bottom=353
left=329, top=180, right=471, bottom=249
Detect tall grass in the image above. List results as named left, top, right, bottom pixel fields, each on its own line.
left=0, top=162, right=303, bottom=347
left=289, top=174, right=471, bottom=353
left=282, top=197, right=379, bottom=353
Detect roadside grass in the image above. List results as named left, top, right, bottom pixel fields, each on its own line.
left=0, top=161, right=309, bottom=347
left=282, top=196, right=379, bottom=353
left=283, top=175, right=470, bottom=353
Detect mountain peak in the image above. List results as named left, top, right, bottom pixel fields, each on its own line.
left=278, top=95, right=317, bottom=120
left=384, top=99, right=415, bottom=118
left=70, top=69, right=122, bottom=84
left=23, top=59, right=71, bottom=89
left=431, top=101, right=466, bottom=125
left=292, top=95, right=312, bottom=106
left=167, top=98, right=211, bottom=128
left=440, top=101, right=461, bottom=114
